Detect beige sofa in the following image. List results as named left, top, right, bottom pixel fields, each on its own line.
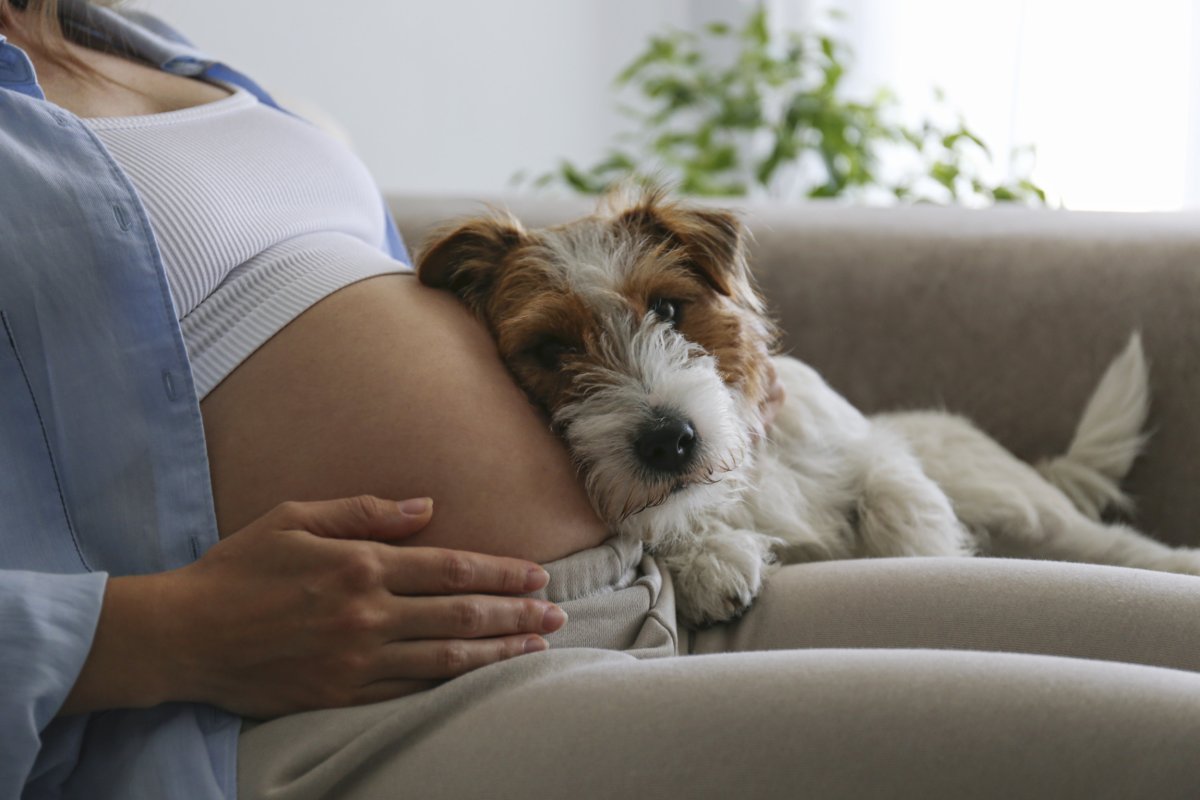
left=388, top=194, right=1200, bottom=549
left=237, top=195, right=1200, bottom=799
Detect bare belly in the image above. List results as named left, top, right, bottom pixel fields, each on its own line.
left=199, top=273, right=609, bottom=563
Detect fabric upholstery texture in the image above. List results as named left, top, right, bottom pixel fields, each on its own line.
left=241, top=556, right=1200, bottom=800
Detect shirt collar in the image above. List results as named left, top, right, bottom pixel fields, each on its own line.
left=0, top=2, right=217, bottom=100
left=2, top=3, right=286, bottom=114
left=56, top=0, right=216, bottom=75
left=0, top=32, right=42, bottom=98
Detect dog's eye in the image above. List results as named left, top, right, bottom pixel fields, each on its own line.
left=531, top=339, right=579, bottom=370
left=649, top=297, right=683, bottom=326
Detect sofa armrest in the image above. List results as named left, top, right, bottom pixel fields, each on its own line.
left=388, top=194, right=1200, bottom=547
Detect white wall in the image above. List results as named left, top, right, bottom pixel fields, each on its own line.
left=133, top=0, right=691, bottom=194
left=787, top=0, right=1200, bottom=211
left=1188, top=2, right=1200, bottom=207
left=134, top=0, right=1200, bottom=210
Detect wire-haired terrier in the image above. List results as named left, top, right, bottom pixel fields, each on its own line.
left=417, top=187, right=1199, bottom=626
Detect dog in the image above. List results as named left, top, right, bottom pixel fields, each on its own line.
left=415, top=186, right=1200, bottom=626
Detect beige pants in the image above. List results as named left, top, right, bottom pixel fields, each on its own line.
left=240, top=539, right=1200, bottom=799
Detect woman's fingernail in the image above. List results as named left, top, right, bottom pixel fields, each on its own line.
left=398, top=497, right=431, bottom=516
left=524, top=637, right=549, bottom=654
left=525, top=567, right=550, bottom=591
left=541, top=606, right=568, bottom=633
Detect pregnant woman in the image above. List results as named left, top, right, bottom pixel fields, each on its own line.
left=4, top=2, right=1200, bottom=799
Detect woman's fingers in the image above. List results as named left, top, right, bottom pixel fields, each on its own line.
left=389, top=595, right=567, bottom=641
left=349, top=634, right=553, bottom=703
left=368, top=635, right=549, bottom=682
left=173, top=495, right=564, bottom=716
left=273, top=497, right=552, bottom=596
left=379, top=546, right=550, bottom=596
left=275, top=494, right=434, bottom=542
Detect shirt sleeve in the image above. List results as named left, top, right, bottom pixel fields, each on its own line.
left=0, top=569, right=107, bottom=796
left=382, top=201, right=411, bottom=265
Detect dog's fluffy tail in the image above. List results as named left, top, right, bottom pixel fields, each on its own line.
left=1035, top=332, right=1150, bottom=520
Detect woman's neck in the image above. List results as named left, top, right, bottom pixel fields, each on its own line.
left=2, top=11, right=232, bottom=119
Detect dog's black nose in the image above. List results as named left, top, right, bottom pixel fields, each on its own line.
left=635, top=415, right=697, bottom=474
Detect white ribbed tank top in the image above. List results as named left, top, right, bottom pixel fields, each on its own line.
left=85, top=85, right=408, bottom=399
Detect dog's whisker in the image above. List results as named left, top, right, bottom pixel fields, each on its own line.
left=618, top=485, right=638, bottom=523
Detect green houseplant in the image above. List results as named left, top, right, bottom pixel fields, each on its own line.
left=533, top=7, right=1045, bottom=205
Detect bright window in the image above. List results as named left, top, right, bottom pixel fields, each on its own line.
left=783, top=0, right=1198, bottom=210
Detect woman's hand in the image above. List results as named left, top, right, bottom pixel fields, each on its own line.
left=61, top=495, right=565, bottom=719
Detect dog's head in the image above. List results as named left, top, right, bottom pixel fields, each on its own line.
left=416, top=186, right=776, bottom=542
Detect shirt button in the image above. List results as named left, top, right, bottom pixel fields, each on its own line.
left=162, top=369, right=180, bottom=401
left=112, top=203, right=132, bottom=231
left=163, top=55, right=204, bottom=76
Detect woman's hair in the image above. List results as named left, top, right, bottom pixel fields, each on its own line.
left=0, top=0, right=121, bottom=78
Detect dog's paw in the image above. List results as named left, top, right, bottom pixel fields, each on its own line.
left=666, top=531, right=778, bottom=628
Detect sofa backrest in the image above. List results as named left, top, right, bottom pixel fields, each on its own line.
left=390, top=194, right=1200, bottom=548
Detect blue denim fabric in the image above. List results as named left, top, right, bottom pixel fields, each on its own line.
left=0, top=3, right=408, bottom=797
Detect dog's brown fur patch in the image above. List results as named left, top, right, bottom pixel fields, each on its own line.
left=416, top=188, right=778, bottom=418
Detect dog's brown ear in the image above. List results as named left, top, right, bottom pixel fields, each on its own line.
left=415, top=215, right=527, bottom=315
left=620, top=199, right=749, bottom=300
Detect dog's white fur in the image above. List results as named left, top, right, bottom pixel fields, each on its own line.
left=418, top=192, right=1200, bottom=627
left=660, top=334, right=1200, bottom=625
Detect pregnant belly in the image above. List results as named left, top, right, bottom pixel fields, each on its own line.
left=199, top=273, right=609, bottom=563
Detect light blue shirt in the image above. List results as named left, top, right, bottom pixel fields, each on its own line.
left=0, top=2, right=408, bottom=797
